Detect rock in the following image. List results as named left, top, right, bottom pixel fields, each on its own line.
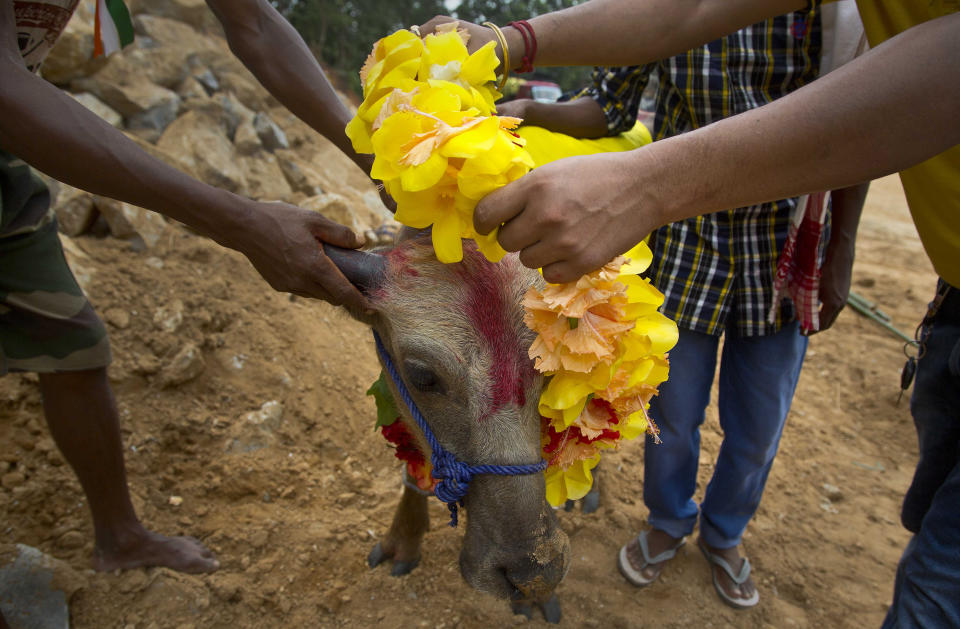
left=87, top=47, right=192, bottom=90
left=216, top=70, right=273, bottom=112
left=234, top=119, right=262, bottom=154
left=219, top=93, right=255, bottom=134
left=86, top=77, right=182, bottom=121
left=103, top=308, right=131, bottom=329
left=274, top=150, right=324, bottom=196
left=126, top=96, right=181, bottom=136
left=168, top=495, right=183, bottom=507
left=68, top=93, right=123, bottom=128
left=0, top=544, right=86, bottom=629
left=301, top=193, right=365, bottom=234
left=176, top=76, right=209, bottom=102
left=363, top=189, right=394, bottom=221
left=244, top=401, right=283, bottom=426
left=58, top=236, right=94, bottom=292
left=92, top=197, right=170, bottom=248
left=122, top=131, right=198, bottom=180
left=192, top=68, right=219, bottom=95
left=127, top=0, right=222, bottom=33
left=253, top=112, right=288, bottom=152
left=153, top=299, right=184, bottom=333
left=159, top=343, right=205, bottom=387
left=53, top=185, right=97, bottom=237
left=157, top=110, right=246, bottom=193
left=180, top=92, right=253, bottom=141
left=40, top=3, right=100, bottom=85
left=240, top=153, right=293, bottom=201
left=133, top=13, right=214, bottom=51
left=822, top=483, right=844, bottom=502
left=1, top=471, right=25, bottom=489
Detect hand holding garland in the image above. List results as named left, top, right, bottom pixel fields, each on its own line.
left=472, top=13, right=959, bottom=283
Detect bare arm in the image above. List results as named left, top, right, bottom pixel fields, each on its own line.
left=422, top=0, right=802, bottom=71
left=496, top=97, right=609, bottom=138
left=205, top=0, right=372, bottom=175
left=472, top=13, right=960, bottom=283
left=0, top=0, right=366, bottom=309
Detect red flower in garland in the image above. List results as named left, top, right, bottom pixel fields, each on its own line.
left=381, top=421, right=436, bottom=492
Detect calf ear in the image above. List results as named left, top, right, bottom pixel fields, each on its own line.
left=323, top=244, right=387, bottom=295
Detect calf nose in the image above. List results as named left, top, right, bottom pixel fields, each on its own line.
left=505, top=529, right=570, bottom=601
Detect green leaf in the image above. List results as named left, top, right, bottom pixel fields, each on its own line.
left=367, top=371, right=401, bottom=429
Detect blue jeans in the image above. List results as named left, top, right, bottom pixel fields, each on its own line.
left=644, top=320, right=808, bottom=548
left=882, top=280, right=960, bottom=629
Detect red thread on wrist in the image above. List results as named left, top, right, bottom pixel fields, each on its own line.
left=507, top=20, right=537, bottom=73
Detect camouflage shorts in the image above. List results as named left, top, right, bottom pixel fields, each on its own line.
left=0, top=151, right=110, bottom=374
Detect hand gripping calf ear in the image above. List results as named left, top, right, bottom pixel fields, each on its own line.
left=323, top=244, right=387, bottom=295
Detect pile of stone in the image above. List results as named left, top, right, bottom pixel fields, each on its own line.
left=41, top=0, right=397, bottom=251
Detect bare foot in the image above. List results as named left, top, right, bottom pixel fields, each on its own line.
left=623, top=529, right=684, bottom=583
left=697, top=537, right=758, bottom=608
left=92, top=529, right=219, bottom=574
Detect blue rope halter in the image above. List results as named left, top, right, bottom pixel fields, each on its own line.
left=373, top=331, right=548, bottom=527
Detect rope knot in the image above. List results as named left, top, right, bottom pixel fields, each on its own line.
left=432, top=450, right=473, bottom=526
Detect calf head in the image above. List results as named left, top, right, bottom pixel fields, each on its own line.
left=327, top=234, right=570, bottom=601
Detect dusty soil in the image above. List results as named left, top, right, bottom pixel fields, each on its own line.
left=0, top=174, right=936, bottom=628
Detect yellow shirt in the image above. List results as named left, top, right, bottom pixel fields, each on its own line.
left=855, top=0, right=960, bottom=286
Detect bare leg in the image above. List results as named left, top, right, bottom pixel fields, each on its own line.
left=698, top=537, right=757, bottom=605
left=38, top=367, right=218, bottom=574
left=623, top=528, right=684, bottom=582
left=368, top=483, right=429, bottom=576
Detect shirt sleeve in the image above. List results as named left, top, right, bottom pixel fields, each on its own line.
left=584, top=65, right=654, bottom=136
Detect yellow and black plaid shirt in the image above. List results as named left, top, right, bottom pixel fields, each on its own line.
left=587, top=5, right=825, bottom=336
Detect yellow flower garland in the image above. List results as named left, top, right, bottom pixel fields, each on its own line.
left=346, top=24, right=533, bottom=263
left=528, top=245, right=678, bottom=505
left=349, top=25, right=678, bottom=507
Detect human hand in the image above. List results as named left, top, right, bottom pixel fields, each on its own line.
left=419, top=16, right=499, bottom=59
left=474, top=152, right=656, bottom=283
left=496, top=99, right=533, bottom=120
left=808, top=239, right=854, bottom=335
left=224, top=200, right=370, bottom=311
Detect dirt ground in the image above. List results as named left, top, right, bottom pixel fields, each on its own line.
left=0, top=174, right=937, bottom=628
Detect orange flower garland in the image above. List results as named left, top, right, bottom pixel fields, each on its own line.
left=526, top=244, right=678, bottom=504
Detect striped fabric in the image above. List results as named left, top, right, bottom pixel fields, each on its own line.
left=587, top=4, right=824, bottom=336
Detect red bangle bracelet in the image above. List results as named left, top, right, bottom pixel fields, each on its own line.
left=507, top=20, right=537, bottom=73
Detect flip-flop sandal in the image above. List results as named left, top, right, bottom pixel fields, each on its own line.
left=697, top=537, right=760, bottom=609
left=618, top=530, right=685, bottom=587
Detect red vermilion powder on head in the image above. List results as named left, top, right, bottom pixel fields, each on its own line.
left=456, top=249, right=533, bottom=419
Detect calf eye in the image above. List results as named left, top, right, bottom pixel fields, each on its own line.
left=403, top=360, right=444, bottom=394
